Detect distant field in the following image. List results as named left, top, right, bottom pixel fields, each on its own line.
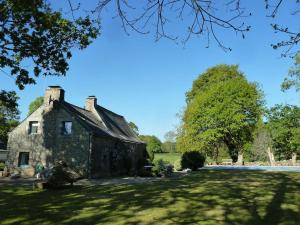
left=154, top=153, right=181, bottom=164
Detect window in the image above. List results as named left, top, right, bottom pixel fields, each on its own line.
left=29, top=121, right=39, bottom=134
left=18, top=152, right=29, bottom=167
left=62, top=121, right=72, bottom=135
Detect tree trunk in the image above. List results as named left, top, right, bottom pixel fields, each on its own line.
left=292, top=152, right=297, bottom=166
left=267, top=147, right=275, bottom=166
left=237, top=152, right=243, bottom=165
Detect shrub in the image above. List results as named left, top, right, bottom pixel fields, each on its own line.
left=181, top=151, right=206, bottom=171
left=152, top=159, right=173, bottom=177
left=0, top=162, right=5, bottom=171
left=137, top=166, right=153, bottom=177
left=173, top=159, right=182, bottom=171
left=46, top=161, right=80, bottom=188
left=205, top=156, right=214, bottom=165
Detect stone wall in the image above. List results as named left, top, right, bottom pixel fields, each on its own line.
left=7, top=103, right=90, bottom=176
left=90, top=136, right=114, bottom=177
left=91, top=136, right=147, bottom=178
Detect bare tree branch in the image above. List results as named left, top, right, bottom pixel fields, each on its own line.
left=70, top=0, right=299, bottom=56
left=266, top=0, right=300, bottom=56
left=95, top=0, right=251, bottom=51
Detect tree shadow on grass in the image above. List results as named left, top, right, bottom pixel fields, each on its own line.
left=0, top=171, right=299, bottom=225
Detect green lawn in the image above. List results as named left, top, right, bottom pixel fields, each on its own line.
left=154, top=153, right=181, bottom=164
left=0, top=171, right=300, bottom=225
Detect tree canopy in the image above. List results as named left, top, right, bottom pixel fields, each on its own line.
left=0, top=90, right=19, bottom=144
left=139, top=135, right=163, bottom=160
left=162, top=141, right=177, bottom=153
left=246, top=123, right=271, bottom=162
left=177, top=65, right=264, bottom=161
left=27, top=96, right=43, bottom=116
left=266, top=104, right=300, bottom=160
left=164, top=130, right=177, bottom=143
left=185, top=64, right=244, bottom=103
left=162, top=131, right=177, bottom=153
left=128, top=121, right=139, bottom=136
left=0, top=90, right=19, bottom=120
left=0, top=0, right=99, bottom=89
left=282, top=55, right=300, bottom=92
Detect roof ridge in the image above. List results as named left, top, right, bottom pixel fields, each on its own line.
left=62, top=101, right=143, bottom=144
left=96, top=105, right=124, bottom=117
left=65, top=102, right=88, bottom=111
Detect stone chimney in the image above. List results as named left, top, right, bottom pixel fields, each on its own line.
left=85, top=96, right=97, bottom=111
left=44, top=86, right=65, bottom=107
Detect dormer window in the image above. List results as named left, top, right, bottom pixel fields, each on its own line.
left=62, top=121, right=72, bottom=135
left=29, top=121, right=39, bottom=134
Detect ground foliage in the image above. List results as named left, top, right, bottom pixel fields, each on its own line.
left=152, top=159, right=173, bottom=177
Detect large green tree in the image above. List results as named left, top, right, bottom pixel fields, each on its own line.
left=0, top=0, right=99, bottom=89
left=0, top=90, right=19, bottom=144
left=128, top=121, right=139, bottom=136
left=139, top=135, right=163, bottom=160
left=246, top=123, right=271, bottom=162
left=162, top=131, right=177, bottom=153
left=162, top=141, right=176, bottom=153
left=27, top=96, right=43, bottom=116
left=266, top=104, right=300, bottom=160
left=177, top=65, right=264, bottom=161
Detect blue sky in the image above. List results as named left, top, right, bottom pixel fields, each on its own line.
left=0, top=1, right=299, bottom=140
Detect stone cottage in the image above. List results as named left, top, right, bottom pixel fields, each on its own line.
left=7, top=86, right=147, bottom=177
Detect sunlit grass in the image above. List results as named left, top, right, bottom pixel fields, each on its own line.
left=154, top=153, right=181, bottom=164
left=0, top=171, right=299, bottom=225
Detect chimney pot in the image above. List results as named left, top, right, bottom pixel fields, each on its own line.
left=85, top=96, right=97, bottom=111
left=44, top=86, right=65, bottom=106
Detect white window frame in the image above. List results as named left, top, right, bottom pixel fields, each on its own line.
left=62, top=121, right=72, bottom=135
left=29, top=121, right=39, bottom=134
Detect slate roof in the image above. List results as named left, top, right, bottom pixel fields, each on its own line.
left=62, top=102, right=143, bottom=144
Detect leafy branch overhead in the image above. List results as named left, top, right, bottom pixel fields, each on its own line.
left=0, top=90, right=19, bottom=120
left=0, top=0, right=298, bottom=91
left=0, top=0, right=100, bottom=89
left=96, top=0, right=299, bottom=55
left=0, top=90, right=19, bottom=143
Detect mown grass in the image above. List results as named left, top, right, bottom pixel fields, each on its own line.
left=0, top=171, right=299, bottom=225
left=154, top=153, right=181, bottom=164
